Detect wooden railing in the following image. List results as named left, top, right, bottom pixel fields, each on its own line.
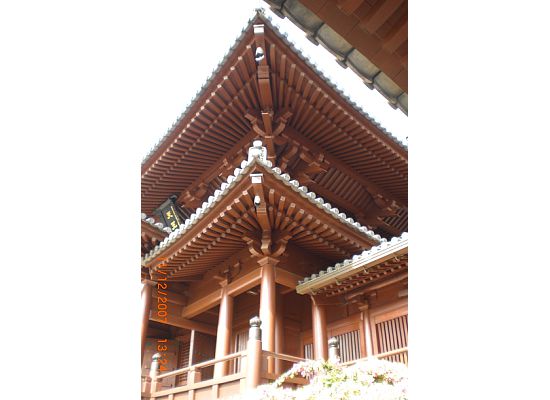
left=260, top=351, right=309, bottom=387
left=262, top=350, right=306, bottom=364
left=341, top=346, right=408, bottom=366
left=142, top=319, right=407, bottom=400
left=157, top=351, right=246, bottom=381
left=142, top=351, right=247, bottom=400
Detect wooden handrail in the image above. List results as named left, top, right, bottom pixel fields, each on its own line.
left=150, top=371, right=246, bottom=398
left=341, top=347, right=408, bottom=366
left=376, top=347, right=408, bottom=359
left=156, top=351, right=246, bottom=380
left=262, top=371, right=309, bottom=385
left=262, top=350, right=306, bottom=364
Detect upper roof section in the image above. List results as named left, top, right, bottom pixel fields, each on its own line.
left=141, top=11, right=407, bottom=237
left=264, top=0, right=408, bottom=114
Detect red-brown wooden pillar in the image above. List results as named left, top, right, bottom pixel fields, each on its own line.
left=141, top=281, right=152, bottom=363
left=259, top=256, right=278, bottom=373
left=214, top=282, right=233, bottom=378
left=274, top=287, right=284, bottom=374
left=360, top=304, right=374, bottom=357
left=311, top=297, right=328, bottom=360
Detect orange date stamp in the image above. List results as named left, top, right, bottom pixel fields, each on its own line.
left=156, top=339, right=169, bottom=371
left=155, top=257, right=170, bottom=370
left=155, top=257, right=169, bottom=323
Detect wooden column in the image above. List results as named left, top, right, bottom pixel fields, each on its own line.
left=214, top=283, right=233, bottom=378
left=274, top=287, right=284, bottom=374
left=311, top=297, right=328, bottom=360
left=188, top=330, right=196, bottom=366
left=141, top=282, right=153, bottom=363
left=259, top=256, right=278, bottom=373
left=360, top=304, right=374, bottom=356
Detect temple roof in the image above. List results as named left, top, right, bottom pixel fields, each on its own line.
left=264, top=0, right=408, bottom=114
left=296, top=231, right=407, bottom=296
left=141, top=10, right=405, bottom=168
left=140, top=10, right=408, bottom=234
left=142, top=143, right=385, bottom=280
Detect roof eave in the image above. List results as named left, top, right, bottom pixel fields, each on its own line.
left=142, top=154, right=385, bottom=267
left=296, top=236, right=408, bottom=295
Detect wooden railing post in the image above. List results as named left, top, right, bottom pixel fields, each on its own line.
left=187, top=365, right=201, bottom=384
left=328, top=337, right=340, bottom=364
left=187, top=366, right=201, bottom=400
left=144, top=352, right=162, bottom=394
left=246, top=316, right=262, bottom=389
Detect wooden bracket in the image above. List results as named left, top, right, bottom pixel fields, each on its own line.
left=215, top=260, right=242, bottom=284
left=178, top=182, right=209, bottom=209
left=245, top=110, right=292, bottom=166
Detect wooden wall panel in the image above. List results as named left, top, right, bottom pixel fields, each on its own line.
left=219, top=380, right=242, bottom=398
left=367, top=280, right=407, bottom=310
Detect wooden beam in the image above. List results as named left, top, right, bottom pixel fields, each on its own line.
left=311, top=293, right=345, bottom=307
left=182, top=268, right=262, bottom=320
left=152, top=287, right=187, bottom=306
left=181, top=289, right=222, bottom=319
left=227, top=268, right=262, bottom=297
left=275, top=268, right=303, bottom=290
left=253, top=24, right=276, bottom=163
left=149, top=312, right=216, bottom=336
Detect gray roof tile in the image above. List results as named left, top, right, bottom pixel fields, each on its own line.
left=141, top=212, right=172, bottom=234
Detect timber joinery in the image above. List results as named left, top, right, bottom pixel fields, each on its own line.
left=141, top=8, right=407, bottom=400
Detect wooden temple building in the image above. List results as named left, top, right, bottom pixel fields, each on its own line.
left=141, top=8, right=407, bottom=400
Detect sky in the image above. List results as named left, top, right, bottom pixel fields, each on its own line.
left=138, top=0, right=408, bottom=159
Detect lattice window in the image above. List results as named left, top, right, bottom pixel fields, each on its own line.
left=303, top=343, right=313, bottom=360
left=334, top=329, right=361, bottom=363
left=375, top=314, right=408, bottom=364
